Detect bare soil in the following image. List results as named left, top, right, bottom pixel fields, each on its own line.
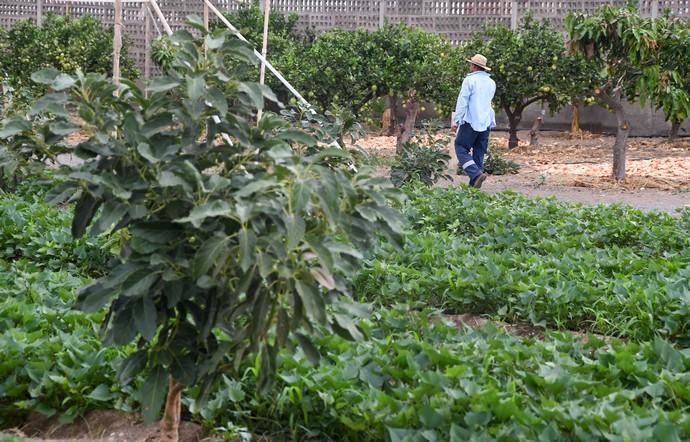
left=359, top=130, right=690, bottom=213
left=446, top=313, right=616, bottom=345
left=1, top=410, right=205, bottom=442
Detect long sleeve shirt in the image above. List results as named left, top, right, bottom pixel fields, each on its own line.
left=452, top=71, right=497, bottom=132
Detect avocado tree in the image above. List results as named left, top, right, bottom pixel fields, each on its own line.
left=152, top=4, right=306, bottom=104
left=463, top=16, right=587, bottom=149
left=1, top=24, right=403, bottom=441
left=566, top=5, right=661, bottom=180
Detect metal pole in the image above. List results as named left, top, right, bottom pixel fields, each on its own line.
left=149, top=0, right=173, bottom=35
left=510, top=0, right=518, bottom=30
left=203, top=0, right=313, bottom=110
left=113, top=0, right=123, bottom=88
left=257, top=0, right=271, bottom=121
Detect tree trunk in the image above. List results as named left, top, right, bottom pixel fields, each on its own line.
left=159, top=377, right=184, bottom=442
left=506, top=108, right=521, bottom=149
left=396, top=92, right=420, bottom=152
left=600, top=90, right=630, bottom=181
left=530, top=110, right=545, bottom=146
left=383, top=95, right=399, bottom=136
left=570, top=99, right=581, bottom=136
left=670, top=119, right=682, bottom=140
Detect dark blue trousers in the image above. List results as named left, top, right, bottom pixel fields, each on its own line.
left=454, top=123, right=490, bottom=183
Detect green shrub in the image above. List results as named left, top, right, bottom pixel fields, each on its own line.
left=389, top=142, right=451, bottom=187
left=389, top=123, right=452, bottom=187
left=483, top=148, right=520, bottom=175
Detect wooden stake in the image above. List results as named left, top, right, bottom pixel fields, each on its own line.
left=113, top=0, right=123, bottom=89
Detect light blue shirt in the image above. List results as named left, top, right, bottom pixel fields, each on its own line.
left=452, top=71, right=497, bottom=132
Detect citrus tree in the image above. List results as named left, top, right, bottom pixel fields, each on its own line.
left=299, top=24, right=463, bottom=147
left=0, top=14, right=137, bottom=106
left=559, top=53, right=599, bottom=137
left=566, top=5, right=661, bottom=180
left=369, top=24, right=463, bottom=146
left=463, top=16, right=596, bottom=149
left=296, top=29, right=376, bottom=113
left=1, top=24, right=403, bottom=441
left=640, top=14, right=690, bottom=140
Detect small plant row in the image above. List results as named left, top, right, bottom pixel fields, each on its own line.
left=0, top=192, right=111, bottom=273
left=190, top=305, right=690, bottom=441
left=2, top=191, right=690, bottom=440
left=0, top=260, right=134, bottom=426
left=355, top=186, right=690, bottom=342
left=0, top=191, right=131, bottom=427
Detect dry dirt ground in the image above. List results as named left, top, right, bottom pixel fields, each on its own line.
left=1, top=411, right=206, bottom=442
left=360, top=130, right=690, bottom=213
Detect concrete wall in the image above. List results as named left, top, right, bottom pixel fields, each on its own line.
left=497, top=101, right=690, bottom=137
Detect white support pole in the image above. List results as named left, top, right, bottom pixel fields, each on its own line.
left=257, top=0, right=271, bottom=121
left=144, top=1, right=151, bottom=83
left=510, top=0, right=518, bottom=30
left=145, top=2, right=163, bottom=37
left=149, top=0, right=173, bottom=35
left=651, top=0, right=658, bottom=18
left=203, top=0, right=313, bottom=111
left=202, top=0, right=209, bottom=57
left=36, top=0, right=43, bottom=26
left=113, top=0, right=123, bottom=89
left=379, top=0, right=385, bottom=29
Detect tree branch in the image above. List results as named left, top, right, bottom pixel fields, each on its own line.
left=595, top=87, right=622, bottom=111
left=355, top=90, right=375, bottom=113
left=522, top=95, right=546, bottom=108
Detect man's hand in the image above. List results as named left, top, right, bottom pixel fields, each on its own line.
left=451, top=124, right=457, bottom=133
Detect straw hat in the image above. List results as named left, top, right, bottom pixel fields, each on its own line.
left=467, top=54, right=491, bottom=71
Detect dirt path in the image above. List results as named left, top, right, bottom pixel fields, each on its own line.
left=360, top=130, right=690, bottom=213
left=446, top=173, right=690, bottom=213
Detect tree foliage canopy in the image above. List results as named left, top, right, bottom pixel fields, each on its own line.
left=463, top=16, right=598, bottom=148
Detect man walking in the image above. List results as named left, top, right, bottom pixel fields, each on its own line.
left=451, top=54, right=496, bottom=188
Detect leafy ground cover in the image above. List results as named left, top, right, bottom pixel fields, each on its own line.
left=3, top=184, right=690, bottom=441
left=0, top=191, right=132, bottom=427
left=355, top=185, right=690, bottom=343
left=0, top=193, right=109, bottom=273
left=192, top=305, right=690, bottom=441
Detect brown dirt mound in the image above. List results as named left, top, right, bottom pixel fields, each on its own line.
left=4, top=410, right=205, bottom=442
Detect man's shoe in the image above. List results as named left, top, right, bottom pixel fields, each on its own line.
left=472, top=173, right=487, bottom=189
left=456, top=166, right=464, bottom=176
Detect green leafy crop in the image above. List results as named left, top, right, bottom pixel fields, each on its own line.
left=357, top=186, right=690, bottom=342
